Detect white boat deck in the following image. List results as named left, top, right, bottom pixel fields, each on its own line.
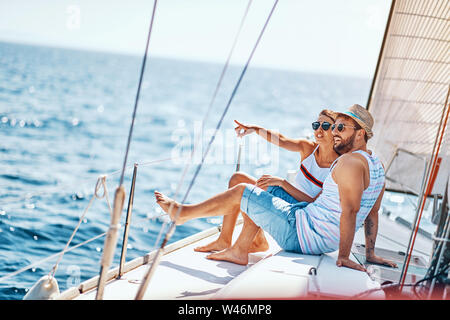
left=73, top=223, right=282, bottom=300
left=57, top=211, right=432, bottom=300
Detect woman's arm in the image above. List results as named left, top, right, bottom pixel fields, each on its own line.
left=280, top=179, right=315, bottom=202
left=255, top=175, right=315, bottom=203
left=234, top=120, right=314, bottom=154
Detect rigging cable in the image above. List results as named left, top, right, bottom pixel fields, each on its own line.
left=0, top=232, right=107, bottom=285
left=0, top=156, right=179, bottom=286
left=399, top=85, right=450, bottom=290
left=118, top=1, right=158, bottom=188
left=135, top=0, right=280, bottom=300
left=95, top=0, right=159, bottom=300
left=149, top=0, right=253, bottom=273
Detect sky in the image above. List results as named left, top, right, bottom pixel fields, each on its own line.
left=0, top=0, right=392, bottom=77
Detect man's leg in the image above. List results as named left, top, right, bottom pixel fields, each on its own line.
left=206, top=184, right=304, bottom=264
left=194, top=172, right=267, bottom=253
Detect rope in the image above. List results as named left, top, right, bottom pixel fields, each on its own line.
left=135, top=0, right=279, bottom=300
left=118, top=0, right=158, bottom=187
left=0, top=175, right=112, bottom=284
left=47, top=175, right=112, bottom=281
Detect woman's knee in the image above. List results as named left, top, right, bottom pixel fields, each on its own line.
left=229, top=172, right=251, bottom=187
left=232, top=182, right=249, bottom=192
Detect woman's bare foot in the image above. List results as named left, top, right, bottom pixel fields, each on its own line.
left=154, top=191, right=185, bottom=225
left=206, top=247, right=249, bottom=265
left=194, top=238, right=231, bottom=252
left=195, top=229, right=269, bottom=253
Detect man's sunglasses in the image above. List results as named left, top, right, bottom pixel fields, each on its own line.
left=312, top=121, right=332, bottom=131
left=331, top=123, right=358, bottom=132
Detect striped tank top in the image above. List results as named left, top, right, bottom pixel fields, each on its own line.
left=293, top=145, right=330, bottom=198
left=294, top=150, right=385, bottom=255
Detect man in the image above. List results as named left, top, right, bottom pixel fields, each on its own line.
left=155, top=104, right=397, bottom=271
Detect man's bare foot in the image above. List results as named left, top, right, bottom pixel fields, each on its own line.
left=154, top=191, right=185, bottom=225
left=194, top=238, right=231, bottom=252
left=206, top=247, right=248, bottom=265
left=249, top=229, right=269, bottom=253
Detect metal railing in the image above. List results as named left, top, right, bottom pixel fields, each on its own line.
left=118, top=163, right=138, bottom=278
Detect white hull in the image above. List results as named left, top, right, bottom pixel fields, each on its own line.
left=56, top=212, right=432, bottom=300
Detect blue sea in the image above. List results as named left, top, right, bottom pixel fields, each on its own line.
left=0, top=41, right=435, bottom=300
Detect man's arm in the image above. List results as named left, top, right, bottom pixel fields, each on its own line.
left=364, top=185, right=398, bottom=268
left=333, top=155, right=367, bottom=272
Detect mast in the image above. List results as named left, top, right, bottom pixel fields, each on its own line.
left=366, top=0, right=396, bottom=111
left=364, top=0, right=450, bottom=294
left=366, top=0, right=450, bottom=195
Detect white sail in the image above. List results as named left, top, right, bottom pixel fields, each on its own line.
left=367, top=0, right=450, bottom=195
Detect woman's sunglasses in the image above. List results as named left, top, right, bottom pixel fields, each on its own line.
left=331, top=123, right=358, bottom=132
left=312, top=121, right=332, bottom=131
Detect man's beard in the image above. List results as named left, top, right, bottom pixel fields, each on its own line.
left=333, top=131, right=356, bottom=155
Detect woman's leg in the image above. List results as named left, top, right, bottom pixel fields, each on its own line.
left=155, top=174, right=268, bottom=253
left=206, top=212, right=261, bottom=265
left=155, top=183, right=246, bottom=225
left=195, top=172, right=267, bottom=252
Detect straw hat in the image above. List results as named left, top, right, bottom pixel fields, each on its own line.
left=335, top=104, right=374, bottom=139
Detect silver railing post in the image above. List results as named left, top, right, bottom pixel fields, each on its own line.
left=236, top=137, right=243, bottom=172
left=118, top=163, right=138, bottom=278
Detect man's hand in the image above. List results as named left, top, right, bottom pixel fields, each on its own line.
left=255, top=174, right=283, bottom=190
left=366, top=255, right=398, bottom=268
left=336, top=257, right=367, bottom=272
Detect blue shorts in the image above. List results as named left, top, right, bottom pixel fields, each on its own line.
left=240, top=184, right=309, bottom=253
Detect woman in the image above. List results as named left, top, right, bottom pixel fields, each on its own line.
left=193, top=109, right=339, bottom=253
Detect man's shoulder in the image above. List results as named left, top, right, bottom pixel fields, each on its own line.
left=331, top=153, right=366, bottom=184
left=335, top=152, right=366, bottom=169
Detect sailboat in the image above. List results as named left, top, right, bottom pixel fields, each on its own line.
left=21, top=0, right=449, bottom=300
